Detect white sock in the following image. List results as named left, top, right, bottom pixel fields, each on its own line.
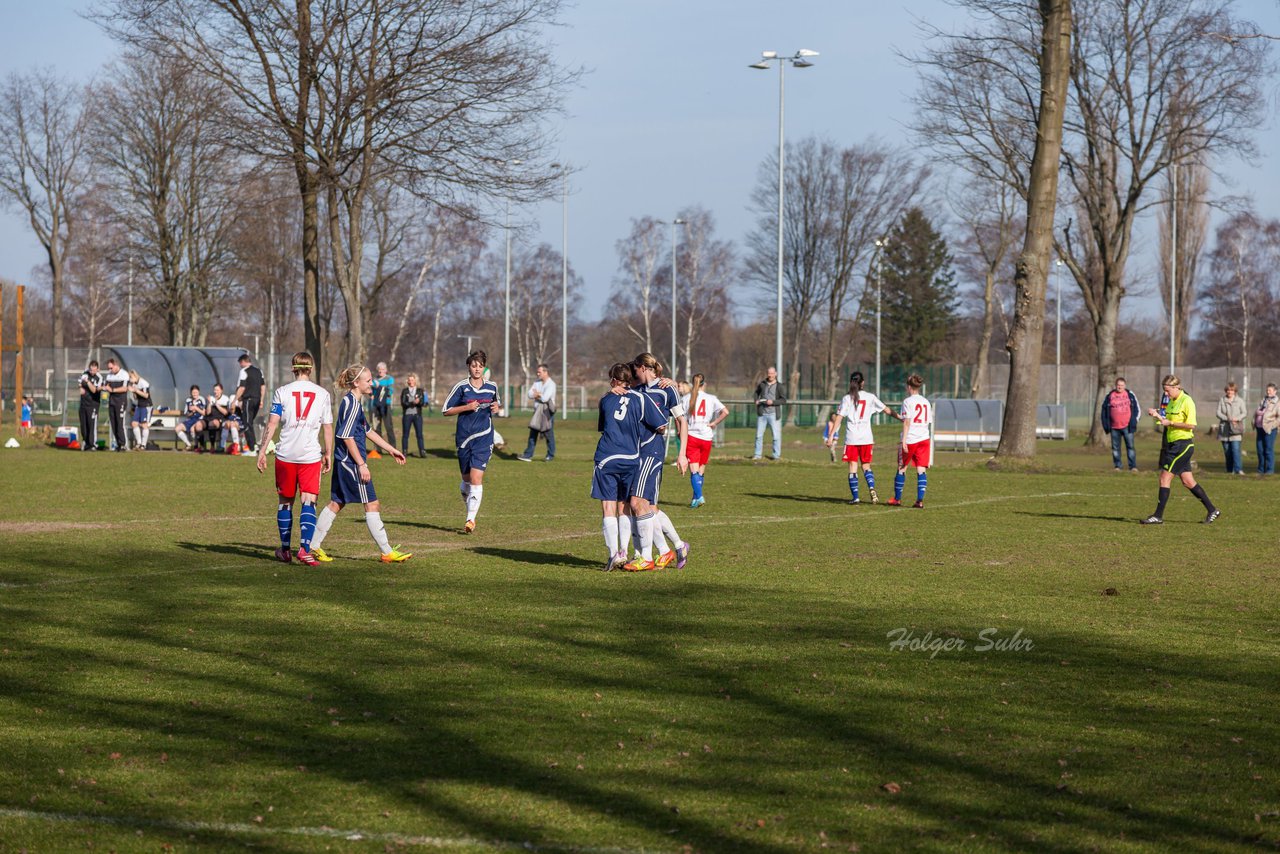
left=141, top=426, right=149, bottom=447
left=230, top=425, right=240, bottom=445
left=365, top=511, right=392, bottom=554
left=312, top=506, right=337, bottom=549
left=619, top=513, right=632, bottom=556
left=637, top=512, right=655, bottom=561
left=652, top=515, right=670, bottom=554
left=179, top=430, right=191, bottom=447
left=460, top=480, right=470, bottom=507
left=658, top=510, right=683, bottom=550
left=602, top=516, right=619, bottom=558
left=133, top=425, right=143, bottom=445
left=466, top=484, right=483, bottom=523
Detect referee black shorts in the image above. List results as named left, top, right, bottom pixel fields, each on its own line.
left=1159, top=438, right=1194, bottom=475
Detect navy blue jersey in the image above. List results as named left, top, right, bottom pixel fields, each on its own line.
left=636, top=380, right=681, bottom=458
left=335, top=392, right=370, bottom=463
left=594, top=389, right=667, bottom=467
left=445, top=379, right=501, bottom=449
left=183, top=396, right=206, bottom=417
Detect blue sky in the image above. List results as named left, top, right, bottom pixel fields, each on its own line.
left=1, top=0, right=1277, bottom=325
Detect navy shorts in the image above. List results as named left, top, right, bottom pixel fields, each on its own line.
left=631, top=454, right=664, bottom=503
left=182, top=415, right=203, bottom=432
left=457, top=441, right=493, bottom=476
left=591, top=461, right=635, bottom=502
left=332, top=457, right=377, bottom=505
left=132, top=406, right=151, bottom=424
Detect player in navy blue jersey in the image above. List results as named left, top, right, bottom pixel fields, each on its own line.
left=623, top=353, right=691, bottom=571
left=308, top=364, right=412, bottom=563
left=443, top=350, right=503, bottom=534
left=592, top=362, right=669, bottom=571
left=176, top=385, right=207, bottom=451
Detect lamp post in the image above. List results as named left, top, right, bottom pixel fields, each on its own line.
left=1169, top=161, right=1178, bottom=377
left=874, top=238, right=886, bottom=398
left=749, top=48, right=818, bottom=379
left=1055, top=258, right=1063, bottom=406
left=126, top=259, right=134, bottom=346
left=670, top=217, right=686, bottom=378
left=550, top=163, right=568, bottom=400
left=502, top=159, right=522, bottom=415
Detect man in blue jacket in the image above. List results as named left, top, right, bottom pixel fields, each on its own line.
left=1101, top=376, right=1141, bottom=472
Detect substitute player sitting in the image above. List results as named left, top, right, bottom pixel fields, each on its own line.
left=593, top=362, right=669, bottom=571
left=827, top=370, right=902, bottom=505
left=257, top=351, right=334, bottom=565
left=888, top=373, right=933, bottom=508
left=308, top=364, right=412, bottom=562
left=176, top=385, right=207, bottom=451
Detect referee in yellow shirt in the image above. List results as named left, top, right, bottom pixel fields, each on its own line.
left=1142, top=374, right=1220, bottom=524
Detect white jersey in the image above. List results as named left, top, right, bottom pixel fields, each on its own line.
left=901, top=393, right=933, bottom=444
left=208, top=393, right=231, bottom=417
left=270, top=379, right=333, bottom=463
left=838, top=391, right=886, bottom=446
left=682, top=391, right=724, bottom=442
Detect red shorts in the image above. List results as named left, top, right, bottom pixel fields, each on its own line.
left=275, top=459, right=322, bottom=499
left=21, top=420, right=31, bottom=429
left=686, top=436, right=713, bottom=466
left=900, top=439, right=931, bottom=469
left=843, top=444, right=873, bottom=464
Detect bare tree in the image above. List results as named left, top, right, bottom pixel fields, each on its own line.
left=993, top=0, right=1073, bottom=462
left=234, top=170, right=302, bottom=372
left=0, top=70, right=88, bottom=348
left=613, top=216, right=667, bottom=353
left=663, top=206, right=734, bottom=381
left=104, top=0, right=576, bottom=376
left=1157, top=155, right=1210, bottom=362
left=950, top=171, right=1022, bottom=398
left=511, top=243, right=579, bottom=387
left=1199, top=211, right=1280, bottom=391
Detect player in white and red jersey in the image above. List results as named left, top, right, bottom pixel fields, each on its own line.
left=256, top=351, right=334, bottom=565
left=680, top=373, right=728, bottom=508
left=888, top=373, right=933, bottom=508
left=827, top=370, right=903, bottom=505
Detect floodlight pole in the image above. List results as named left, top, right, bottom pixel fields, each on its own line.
left=670, top=217, right=686, bottom=378
left=1055, top=258, right=1062, bottom=406
left=749, top=49, right=818, bottom=384
left=1169, top=161, right=1178, bottom=377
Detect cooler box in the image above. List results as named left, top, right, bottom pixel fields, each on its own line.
left=55, top=426, right=78, bottom=448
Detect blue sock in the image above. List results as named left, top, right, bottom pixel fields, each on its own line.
left=848, top=474, right=859, bottom=500
left=276, top=502, right=293, bottom=550
left=865, top=469, right=876, bottom=490
left=894, top=472, right=905, bottom=501
left=917, top=472, right=928, bottom=502
left=299, top=502, right=317, bottom=550
left=691, top=473, right=704, bottom=500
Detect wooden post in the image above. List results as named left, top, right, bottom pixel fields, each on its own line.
left=15, top=286, right=24, bottom=435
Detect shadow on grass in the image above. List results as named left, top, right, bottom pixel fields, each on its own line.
left=175, top=541, right=273, bottom=560
left=468, top=546, right=599, bottom=569
left=1013, top=511, right=1135, bottom=523
left=394, top=519, right=462, bottom=533
left=744, top=491, right=851, bottom=504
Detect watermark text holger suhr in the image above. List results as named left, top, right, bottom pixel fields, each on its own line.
left=886, top=627, right=1034, bottom=659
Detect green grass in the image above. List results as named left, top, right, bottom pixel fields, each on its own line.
left=0, top=422, right=1277, bottom=852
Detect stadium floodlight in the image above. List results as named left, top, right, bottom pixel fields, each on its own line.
left=745, top=47, right=819, bottom=380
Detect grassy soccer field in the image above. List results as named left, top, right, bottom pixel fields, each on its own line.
left=0, top=421, right=1276, bottom=852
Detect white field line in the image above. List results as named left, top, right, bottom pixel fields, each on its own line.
left=0, top=806, right=664, bottom=853
left=0, top=492, right=1099, bottom=590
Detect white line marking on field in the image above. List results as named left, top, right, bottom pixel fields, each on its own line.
left=0, top=806, right=663, bottom=853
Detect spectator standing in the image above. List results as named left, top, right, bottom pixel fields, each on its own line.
left=400, top=372, right=427, bottom=458
left=753, top=366, right=786, bottom=460
left=1254, top=383, right=1280, bottom=476
left=1100, top=376, right=1140, bottom=472
left=128, top=370, right=152, bottom=451
left=102, top=357, right=131, bottom=451
left=19, top=395, right=33, bottom=436
left=372, top=361, right=396, bottom=447
left=234, top=353, right=266, bottom=453
left=1216, top=383, right=1246, bottom=475
left=518, top=363, right=557, bottom=462
left=77, top=360, right=102, bottom=451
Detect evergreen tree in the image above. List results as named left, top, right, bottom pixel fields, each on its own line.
left=880, top=207, right=958, bottom=365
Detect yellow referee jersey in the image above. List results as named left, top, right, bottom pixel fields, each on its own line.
left=1164, top=392, right=1196, bottom=442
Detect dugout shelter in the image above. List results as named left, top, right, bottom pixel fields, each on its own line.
left=98, top=346, right=250, bottom=412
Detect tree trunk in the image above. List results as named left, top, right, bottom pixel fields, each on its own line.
left=430, top=304, right=443, bottom=408
left=48, top=249, right=64, bottom=349
left=971, top=268, right=996, bottom=398
left=1085, top=294, right=1121, bottom=446
left=994, top=0, right=1072, bottom=463
left=787, top=327, right=803, bottom=427
left=299, top=178, right=323, bottom=378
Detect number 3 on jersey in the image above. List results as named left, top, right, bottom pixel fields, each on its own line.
left=613, top=396, right=631, bottom=420
left=293, top=390, right=316, bottom=419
